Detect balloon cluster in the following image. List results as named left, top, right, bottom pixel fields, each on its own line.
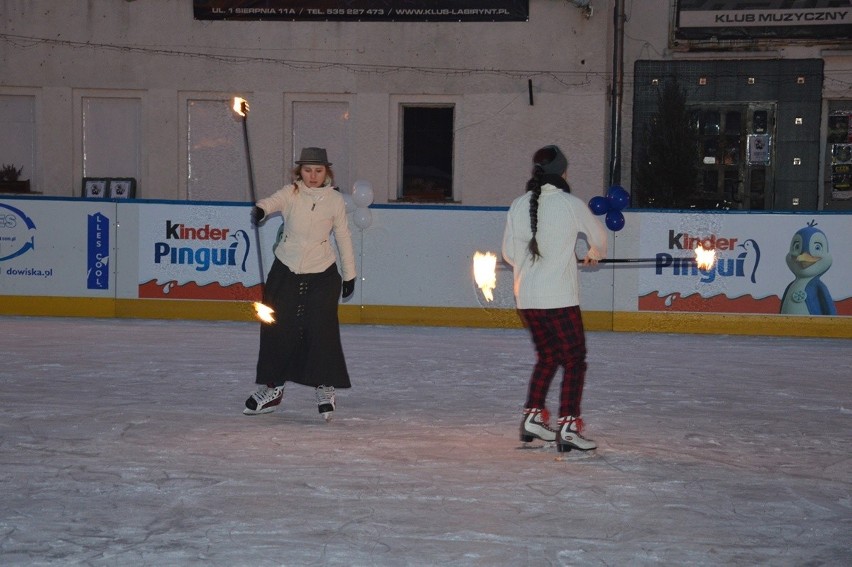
left=344, top=180, right=374, bottom=230
left=589, top=185, right=630, bottom=231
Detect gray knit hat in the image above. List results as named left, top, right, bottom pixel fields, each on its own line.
left=295, top=147, right=332, bottom=166
left=534, top=145, right=568, bottom=175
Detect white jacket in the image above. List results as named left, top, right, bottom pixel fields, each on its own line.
left=502, top=184, right=607, bottom=309
left=257, top=181, right=356, bottom=281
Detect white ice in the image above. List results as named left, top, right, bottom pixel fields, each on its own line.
left=1, top=316, right=849, bottom=566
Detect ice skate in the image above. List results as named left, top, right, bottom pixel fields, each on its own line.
left=556, top=416, right=596, bottom=453
left=520, top=407, right=557, bottom=443
left=243, top=384, right=284, bottom=415
left=316, top=385, right=336, bottom=422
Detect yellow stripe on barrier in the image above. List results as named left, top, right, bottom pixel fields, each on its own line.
left=1, top=296, right=849, bottom=338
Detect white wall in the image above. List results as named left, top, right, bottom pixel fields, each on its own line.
left=0, top=0, right=611, bottom=207
left=3, top=0, right=849, bottom=211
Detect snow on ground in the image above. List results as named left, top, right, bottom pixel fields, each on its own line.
left=1, top=316, right=849, bottom=566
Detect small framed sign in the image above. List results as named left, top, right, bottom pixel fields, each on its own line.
left=83, top=177, right=109, bottom=199
left=108, top=177, right=136, bottom=199
left=747, top=134, right=771, bottom=166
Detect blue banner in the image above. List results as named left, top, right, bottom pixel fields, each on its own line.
left=87, top=213, right=110, bottom=290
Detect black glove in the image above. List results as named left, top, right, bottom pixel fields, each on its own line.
left=341, top=279, right=355, bottom=299
left=250, top=206, right=265, bottom=226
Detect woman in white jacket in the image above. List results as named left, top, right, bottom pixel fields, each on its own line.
left=243, top=147, right=356, bottom=422
left=502, top=145, right=607, bottom=453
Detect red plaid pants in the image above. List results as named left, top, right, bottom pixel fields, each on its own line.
left=520, top=306, right=587, bottom=418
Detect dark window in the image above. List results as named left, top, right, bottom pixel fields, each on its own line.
left=632, top=59, right=824, bottom=211
left=633, top=89, right=775, bottom=210
left=692, top=104, right=773, bottom=210
left=399, top=105, right=454, bottom=202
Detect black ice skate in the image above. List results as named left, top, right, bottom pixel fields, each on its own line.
left=316, top=385, right=336, bottom=422
left=556, top=416, right=596, bottom=453
left=520, top=407, right=557, bottom=443
left=243, top=385, right=284, bottom=415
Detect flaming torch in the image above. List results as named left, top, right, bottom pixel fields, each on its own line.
left=232, top=97, right=274, bottom=324
left=694, top=244, right=716, bottom=271
left=473, top=251, right=498, bottom=302
left=594, top=246, right=717, bottom=269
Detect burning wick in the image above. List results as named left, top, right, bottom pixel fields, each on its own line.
left=232, top=97, right=249, bottom=117
left=473, top=251, right=497, bottom=302
left=254, top=302, right=275, bottom=324
left=694, top=245, right=716, bottom=271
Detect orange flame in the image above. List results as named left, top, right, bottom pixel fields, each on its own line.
left=694, top=245, right=716, bottom=271
left=473, top=251, right=497, bottom=302
left=232, top=97, right=249, bottom=117
left=254, top=301, right=275, bottom=324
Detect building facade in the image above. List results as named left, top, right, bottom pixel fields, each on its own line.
left=1, top=1, right=850, bottom=211
left=625, top=1, right=852, bottom=212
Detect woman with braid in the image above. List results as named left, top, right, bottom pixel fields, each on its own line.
left=502, top=145, right=607, bottom=453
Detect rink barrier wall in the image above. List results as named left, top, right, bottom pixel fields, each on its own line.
left=0, top=197, right=850, bottom=339
left=1, top=296, right=850, bottom=339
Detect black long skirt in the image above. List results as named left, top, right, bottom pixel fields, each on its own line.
left=255, top=259, right=351, bottom=389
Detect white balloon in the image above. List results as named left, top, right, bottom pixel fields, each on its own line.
left=352, top=180, right=374, bottom=208
left=342, top=192, right=356, bottom=214
left=353, top=207, right=372, bottom=230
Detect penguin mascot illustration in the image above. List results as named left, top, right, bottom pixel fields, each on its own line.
left=737, top=239, right=761, bottom=284
left=780, top=221, right=836, bottom=315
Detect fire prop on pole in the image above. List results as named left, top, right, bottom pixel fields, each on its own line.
left=693, top=245, right=716, bottom=270
left=473, top=251, right=497, bottom=302
left=232, top=97, right=275, bottom=324
left=472, top=246, right=717, bottom=301
left=594, top=245, right=717, bottom=270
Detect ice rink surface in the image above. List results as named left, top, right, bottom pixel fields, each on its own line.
left=1, top=316, right=849, bottom=566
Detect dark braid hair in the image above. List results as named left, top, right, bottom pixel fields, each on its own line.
left=526, top=146, right=572, bottom=261
left=526, top=164, right=545, bottom=261
left=527, top=146, right=564, bottom=260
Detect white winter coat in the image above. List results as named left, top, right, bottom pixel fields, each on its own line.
left=256, top=181, right=356, bottom=281
left=502, top=184, right=607, bottom=309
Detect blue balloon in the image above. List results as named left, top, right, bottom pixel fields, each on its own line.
left=606, top=185, right=630, bottom=211
left=605, top=210, right=625, bottom=231
left=588, top=196, right=610, bottom=216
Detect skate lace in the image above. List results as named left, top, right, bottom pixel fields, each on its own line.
left=316, top=386, right=335, bottom=404
left=524, top=407, right=551, bottom=423
left=256, top=386, right=281, bottom=403
left=526, top=408, right=555, bottom=432
left=558, top=416, right=585, bottom=435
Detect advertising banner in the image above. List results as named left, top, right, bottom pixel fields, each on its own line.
left=675, top=0, right=852, bottom=41
left=0, top=199, right=116, bottom=297
left=637, top=213, right=852, bottom=316
left=193, top=1, right=529, bottom=22
left=3, top=198, right=850, bottom=327
left=136, top=204, right=274, bottom=301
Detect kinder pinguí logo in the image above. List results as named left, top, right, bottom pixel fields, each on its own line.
left=153, top=220, right=250, bottom=272
left=653, top=230, right=761, bottom=284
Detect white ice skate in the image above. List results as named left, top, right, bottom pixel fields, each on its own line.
left=520, top=407, right=557, bottom=443
left=316, top=385, right=336, bottom=422
left=556, top=416, right=596, bottom=453
left=243, top=385, right=284, bottom=415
